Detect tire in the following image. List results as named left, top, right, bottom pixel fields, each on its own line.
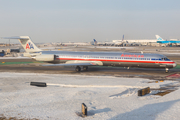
left=75, top=66, right=81, bottom=72
left=83, top=66, right=88, bottom=71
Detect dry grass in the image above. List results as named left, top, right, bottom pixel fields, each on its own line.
left=154, top=90, right=175, bottom=96
left=0, top=114, right=38, bottom=120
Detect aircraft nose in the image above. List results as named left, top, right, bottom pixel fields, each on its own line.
left=173, top=62, right=177, bottom=68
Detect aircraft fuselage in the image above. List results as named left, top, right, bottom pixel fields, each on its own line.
left=41, top=51, right=176, bottom=69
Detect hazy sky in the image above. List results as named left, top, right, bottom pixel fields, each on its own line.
left=0, top=0, right=180, bottom=43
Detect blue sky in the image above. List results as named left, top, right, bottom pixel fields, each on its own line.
left=0, top=0, right=180, bottom=43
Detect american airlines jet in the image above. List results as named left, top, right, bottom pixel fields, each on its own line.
left=3, top=36, right=176, bottom=72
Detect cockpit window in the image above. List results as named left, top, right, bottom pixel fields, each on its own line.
left=161, top=57, right=170, bottom=61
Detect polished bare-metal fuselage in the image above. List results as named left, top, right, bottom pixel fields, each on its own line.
left=41, top=51, right=176, bottom=69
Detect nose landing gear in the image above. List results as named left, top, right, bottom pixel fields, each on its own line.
left=75, top=66, right=88, bottom=72
left=165, top=68, right=169, bottom=73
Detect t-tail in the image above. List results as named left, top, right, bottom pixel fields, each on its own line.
left=3, top=36, right=41, bottom=53
left=155, top=35, right=164, bottom=41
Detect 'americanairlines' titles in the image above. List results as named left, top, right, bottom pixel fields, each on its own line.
left=121, top=54, right=144, bottom=58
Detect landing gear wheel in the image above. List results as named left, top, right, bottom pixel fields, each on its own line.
left=165, top=68, right=169, bottom=73
left=75, top=66, right=81, bottom=72
left=83, top=66, right=88, bottom=71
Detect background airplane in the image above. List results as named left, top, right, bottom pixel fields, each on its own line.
left=156, top=35, right=180, bottom=44
left=113, top=35, right=125, bottom=46
left=91, top=39, right=105, bottom=46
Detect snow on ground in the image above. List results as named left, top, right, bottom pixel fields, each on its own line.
left=0, top=72, right=180, bottom=120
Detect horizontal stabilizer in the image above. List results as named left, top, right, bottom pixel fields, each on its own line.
left=3, top=36, right=29, bottom=40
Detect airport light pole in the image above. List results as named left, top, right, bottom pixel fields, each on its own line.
left=8, top=39, right=11, bottom=55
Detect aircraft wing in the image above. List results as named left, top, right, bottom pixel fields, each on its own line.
left=42, top=61, right=103, bottom=67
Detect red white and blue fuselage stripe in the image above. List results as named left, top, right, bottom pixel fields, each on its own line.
left=41, top=51, right=176, bottom=68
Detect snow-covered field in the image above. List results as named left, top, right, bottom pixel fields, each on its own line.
left=0, top=72, right=180, bottom=120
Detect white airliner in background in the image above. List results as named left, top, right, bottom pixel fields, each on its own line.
left=156, top=35, right=180, bottom=44
left=3, top=36, right=176, bottom=72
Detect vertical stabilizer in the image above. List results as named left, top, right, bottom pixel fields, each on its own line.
left=3, top=36, right=41, bottom=53
left=155, top=35, right=164, bottom=41
left=122, top=34, right=124, bottom=41
left=93, top=39, right=97, bottom=45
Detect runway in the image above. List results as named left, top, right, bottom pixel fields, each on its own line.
left=0, top=59, right=179, bottom=80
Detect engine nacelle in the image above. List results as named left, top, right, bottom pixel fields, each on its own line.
left=35, top=54, right=56, bottom=62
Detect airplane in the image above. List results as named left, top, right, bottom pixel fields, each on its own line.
left=90, top=39, right=98, bottom=46
left=112, top=35, right=141, bottom=46
left=3, top=36, right=176, bottom=73
left=91, top=39, right=105, bottom=46
left=156, top=35, right=180, bottom=44
left=113, top=35, right=125, bottom=46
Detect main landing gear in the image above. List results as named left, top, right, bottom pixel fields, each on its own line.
left=75, top=66, right=81, bottom=72
left=83, top=66, right=88, bottom=71
left=75, top=66, right=88, bottom=72
left=165, top=68, right=169, bottom=73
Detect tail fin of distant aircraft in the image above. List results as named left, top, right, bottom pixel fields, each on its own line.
left=122, top=34, right=124, bottom=41
left=93, top=39, right=97, bottom=43
left=155, top=35, right=164, bottom=41
left=93, top=39, right=97, bottom=45
left=3, top=36, right=41, bottom=53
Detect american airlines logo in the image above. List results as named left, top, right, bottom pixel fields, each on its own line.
left=26, top=42, right=34, bottom=49
left=121, top=54, right=144, bottom=58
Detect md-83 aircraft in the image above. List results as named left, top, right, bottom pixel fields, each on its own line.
left=3, top=36, right=176, bottom=72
